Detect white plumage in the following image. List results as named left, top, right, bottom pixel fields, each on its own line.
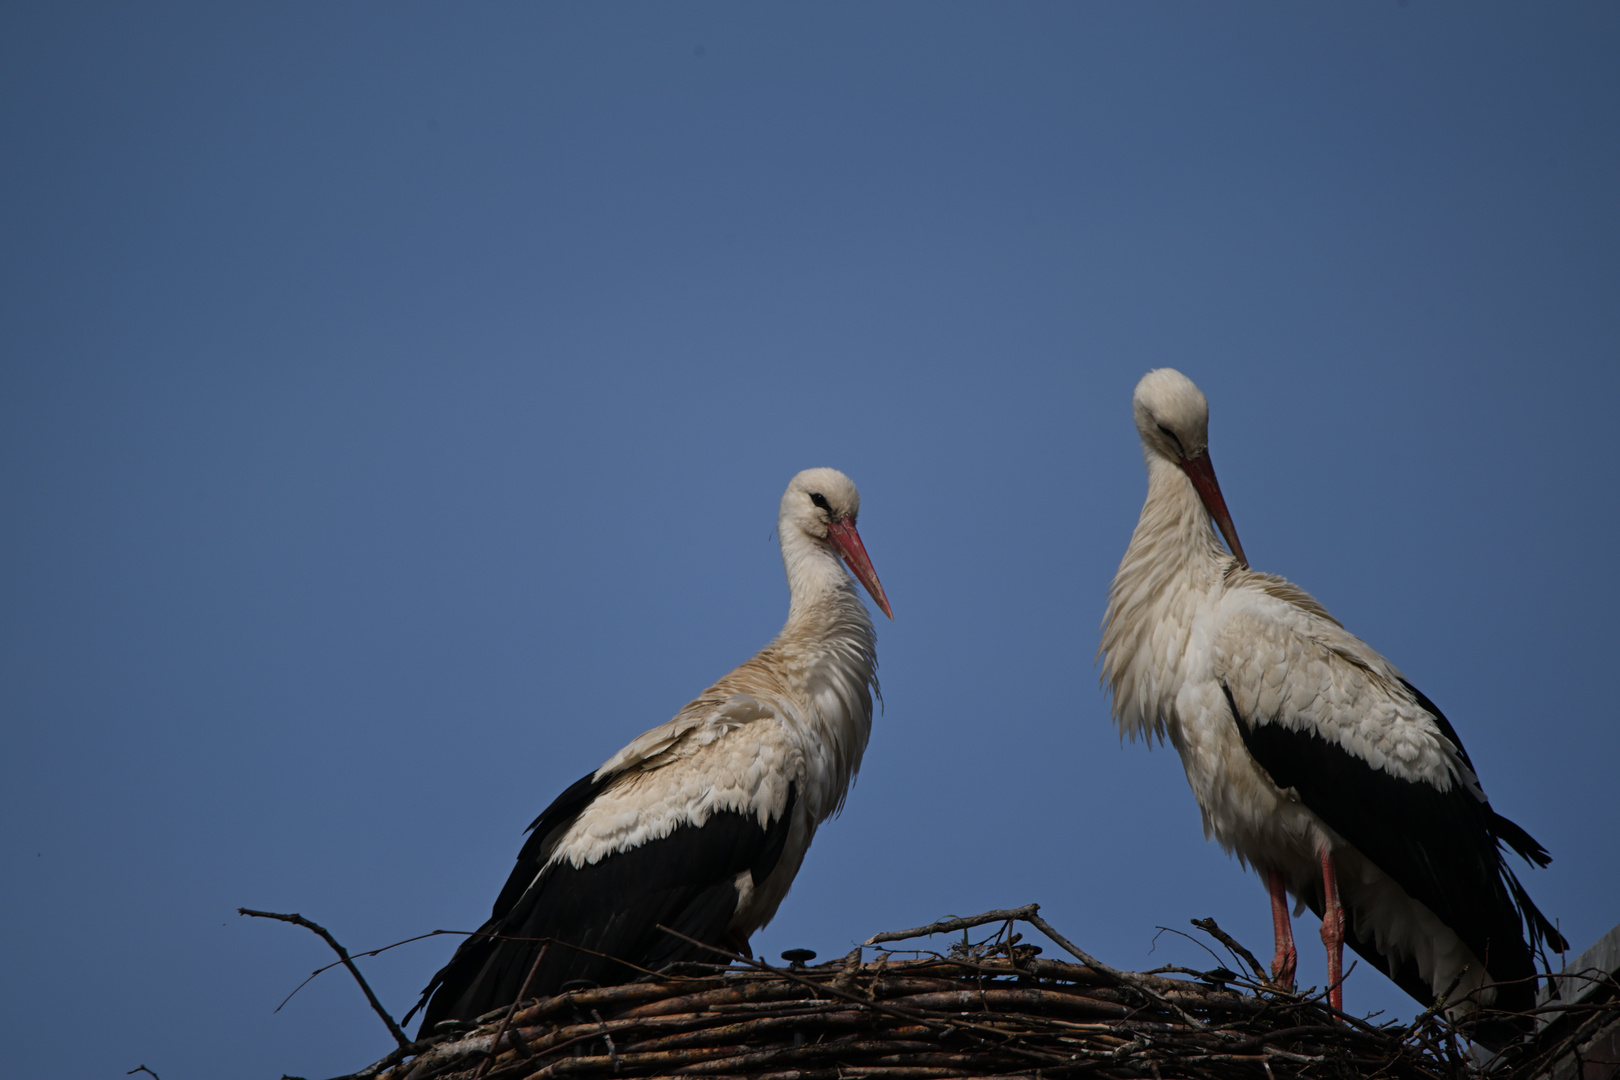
left=1101, top=369, right=1562, bottom=1045
left=413, top=467, right=891, bottom=1033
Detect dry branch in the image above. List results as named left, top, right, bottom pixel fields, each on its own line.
left=864, top=906, right=1043, bottom=947
left=239, top=907, right=411, bottom=1049
left=1189, top=918, right=1269, bottom=985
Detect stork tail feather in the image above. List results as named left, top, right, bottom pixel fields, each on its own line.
left=1489, top=808, right=1554, bottom=869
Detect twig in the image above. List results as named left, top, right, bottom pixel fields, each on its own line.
left=472, top=942, right=548, bottom=1080
left=238, top=907, right=410, bottom=1049
left=1153, top=925, right=1235, bottom=977
left=865, top=905, right=1042, bottom=946
left=591, top=1007, right=621, bottom=1074
left=126, top=1068, right=162, bottom=1080
left=1190, top=918, right=1270, bottom=985
left=1401, top=965, right=1469, bottom=1051
left=655, top=924, right=971, bottom=1035
left=860, top=904, right=1211, bottom=1033
left=278, top=929, right=470, bottom=1013
left=1024, top=912, right=1211, bottom=1032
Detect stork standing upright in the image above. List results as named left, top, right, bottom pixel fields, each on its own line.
left=1099, top=369, right=1564, bottom=1045
left=411, top=468, right=892, bottom=1034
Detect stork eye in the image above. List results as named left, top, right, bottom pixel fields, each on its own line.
left=1156, top=423, right=1187, bottom=455
left=809, top=492, right=831, bottom=511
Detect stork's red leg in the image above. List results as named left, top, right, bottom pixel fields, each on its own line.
left=1266, top=867, right=1298, bottom=989
left=1318, top=847, right=1346, bottom=1011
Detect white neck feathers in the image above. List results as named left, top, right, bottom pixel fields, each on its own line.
left=1100, top=454, right=1232, bottom=741
left=685, top=523, right=878, bottom=825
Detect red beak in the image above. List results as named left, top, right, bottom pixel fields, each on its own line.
left=825, top=518, right=894, bottom=620
left=1178, top=452, right=1248, bottom=568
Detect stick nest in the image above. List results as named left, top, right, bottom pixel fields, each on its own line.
left=284, top=906, right=1615, bottom=1080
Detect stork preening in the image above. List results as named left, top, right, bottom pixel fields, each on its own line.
left=410, top=468, right=892, bottom=1035
left=1100, top=369, right=1564, bottom=1046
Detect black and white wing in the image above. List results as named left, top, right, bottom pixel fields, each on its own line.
left=1214, top=602, right=1563, bottom=1020
left=412, top=695, right=798, bottom=1033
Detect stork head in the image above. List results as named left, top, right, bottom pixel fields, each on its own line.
left=781, top=467, right=893, bottom=619
left=1132, top=368, right=1248, bottom=567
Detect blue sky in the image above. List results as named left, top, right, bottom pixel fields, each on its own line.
left=3, top=5, right=1617, bottom=1078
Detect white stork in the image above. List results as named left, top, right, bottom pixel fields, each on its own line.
left=411, top=467, right=892, bottom=1034
left=1100, top=368, right=1564, bottom=1044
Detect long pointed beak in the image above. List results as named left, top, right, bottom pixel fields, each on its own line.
left=1178, top=452, right=1249, bottom=568
left=825, top=518, right=894, bottom=619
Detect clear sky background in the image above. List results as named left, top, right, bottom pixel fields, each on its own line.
left=3, top=5, right=1617, bottom=1078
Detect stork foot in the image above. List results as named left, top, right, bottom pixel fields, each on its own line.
left=1272, top=940, right=1298, bottom=989
left=723, top=930, right=754, bottom=959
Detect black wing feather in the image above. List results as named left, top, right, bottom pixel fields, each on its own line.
left=1223, top=682, right=1559, bottom=1020
left=1398, top=681, right=1564, bottom=952
left=413, top=777, right=798, bottom=1034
